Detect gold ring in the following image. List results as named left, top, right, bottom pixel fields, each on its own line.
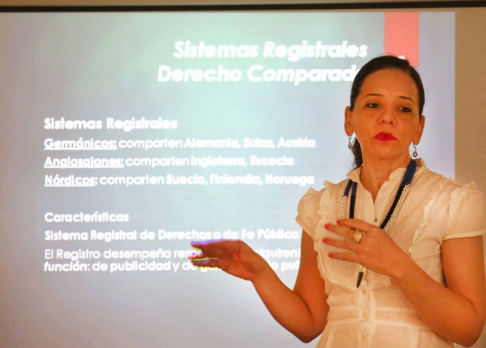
left=353, top=230, right=363, bottom=243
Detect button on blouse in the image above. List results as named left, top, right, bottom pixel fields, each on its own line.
left=295, top=159, right=486, bottom=348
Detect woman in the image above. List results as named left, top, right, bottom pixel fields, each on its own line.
left=190, top=56, right=486, bottom=347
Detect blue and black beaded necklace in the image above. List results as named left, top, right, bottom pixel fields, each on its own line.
left=341, top=159, right=417, bottom=232
left=341, top=159, right=417, bottom=287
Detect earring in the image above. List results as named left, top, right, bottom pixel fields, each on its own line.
left=412, top=144, right=418, bottom=158
left=348, top=136, right=353, bottom=150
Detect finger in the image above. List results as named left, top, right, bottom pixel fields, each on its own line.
left=191, top=258, right=220, bottom=269
left=190, top=241, right=203, bottom=251
left=323, top=237, right=360, bottom=252
left=188, top=251, right=210, bottom=261
left=190, top=239, right=227, bottom=258
left=328, top=251, right=361, bottom=264
left=324, top=223, right=356, bottom=240
left=336, top=219, right=377, bottom=233
left=187, top=249, right=199, bottom=258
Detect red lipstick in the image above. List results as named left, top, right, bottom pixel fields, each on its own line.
left=374, top=132, right=396, bottom=141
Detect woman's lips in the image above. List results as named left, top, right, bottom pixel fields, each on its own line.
left=374, top=132, right=396, bottom=141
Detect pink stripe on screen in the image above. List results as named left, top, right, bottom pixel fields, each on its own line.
left=384, top=12, right=420, bottom=66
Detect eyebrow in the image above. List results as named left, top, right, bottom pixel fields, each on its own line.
left=363, top=93, right=416, bottom=104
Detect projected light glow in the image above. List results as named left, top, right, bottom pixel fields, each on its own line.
left=0, top=10, right=454, bottom=348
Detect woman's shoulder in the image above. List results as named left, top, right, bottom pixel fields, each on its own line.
left=297, top=178, right=350, bottom=217
left=301, top=177, right=351, bottom=198
left=420, top=172, right=486, bottom=240
left=415, top=163, right=485, bottom=230
left=417, top=162, right=483, bottom=198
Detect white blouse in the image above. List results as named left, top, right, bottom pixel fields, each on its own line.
left=295, top=159, right=486, bottom=348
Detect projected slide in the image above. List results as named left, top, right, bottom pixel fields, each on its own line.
left=0, top=11, right=454, bottom=348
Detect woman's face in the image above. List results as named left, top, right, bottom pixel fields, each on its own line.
left=345, top=68, right=425, bottom=163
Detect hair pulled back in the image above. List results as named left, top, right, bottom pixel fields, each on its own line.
left=349, top=56, right=425, bottom=168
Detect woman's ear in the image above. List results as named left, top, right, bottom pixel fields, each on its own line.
left=344, top=106, right=354, bottom=137
left=413, top=115, right=426, bottom=145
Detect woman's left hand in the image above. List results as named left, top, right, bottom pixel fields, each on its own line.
left=324, top=218, right=413, bottom=280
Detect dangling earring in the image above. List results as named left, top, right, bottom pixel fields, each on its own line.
left=348, top=136, right=353, bottom=150
left=412, top=144, right=418, bottom=158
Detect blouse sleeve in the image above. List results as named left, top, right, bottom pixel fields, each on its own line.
left=295, top=187, right=325, bottom=239
left=444, top=183, right=486, bottom=240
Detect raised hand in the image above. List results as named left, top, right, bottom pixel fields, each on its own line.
left=323, top=218, right=413, bottom=280
left=189, top=240, right=270, bottom=281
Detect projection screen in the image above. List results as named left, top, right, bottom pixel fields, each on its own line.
left=1, top=3, right=485, bottom=348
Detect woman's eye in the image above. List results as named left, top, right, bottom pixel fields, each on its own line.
left=400, top=107, right=412, bottom=113
left=366, top=103, right=378, bottom=108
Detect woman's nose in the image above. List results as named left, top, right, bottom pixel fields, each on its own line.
left=378, top=108, right=397, bottom=125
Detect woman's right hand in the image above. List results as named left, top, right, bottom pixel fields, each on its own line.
left=190, top=234, right=329, bottom=342
left=189, top=240, right=270, bottom=281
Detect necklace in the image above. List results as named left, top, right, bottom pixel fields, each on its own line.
left=341, top=159, right=417, bottom=233
left=341, top=159, right=417, bottom=288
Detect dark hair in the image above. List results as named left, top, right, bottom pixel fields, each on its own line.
left=349, top=55, right=425, bottom=168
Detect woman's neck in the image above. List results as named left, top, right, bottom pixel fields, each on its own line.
left=359, top=156, right=411, bottom=201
